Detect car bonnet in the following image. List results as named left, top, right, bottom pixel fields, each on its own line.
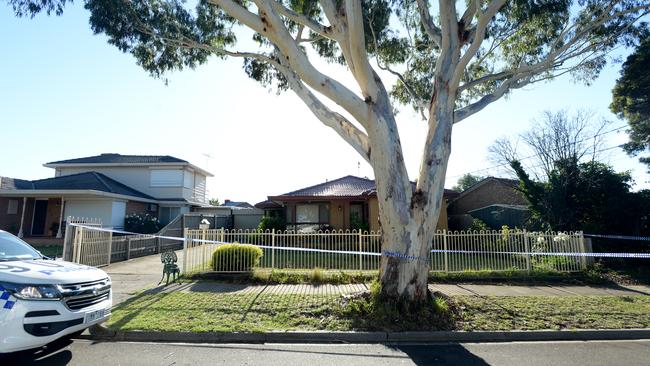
left=0, top=260, right=108, bottom=285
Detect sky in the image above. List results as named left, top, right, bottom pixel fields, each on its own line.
left=0, top=3, right=647, bottom=205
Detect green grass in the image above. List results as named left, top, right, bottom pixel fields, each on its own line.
left=34, top=245, right=63, bottom=258
left=455, top=295, right=650, bottom=330
left=107, top=282, right=650, bottom=333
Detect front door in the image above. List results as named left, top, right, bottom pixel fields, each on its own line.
left=31, top=200, right=48, bottom=236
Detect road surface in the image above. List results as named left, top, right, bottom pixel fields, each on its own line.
left=3, top=339, right=650, bottom=365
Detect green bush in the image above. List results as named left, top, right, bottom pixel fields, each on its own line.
left=124, top=213, right=162, bottom=234
left=469, top=218, right=489, bottom=231
left=258, top=216, right=286, bottom=231
left=211, top=243, right=263, bottom=272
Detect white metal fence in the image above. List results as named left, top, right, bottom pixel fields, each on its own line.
left=183, top=229, right=588, bottom=274
left=65, top=221, right=183, bottom=267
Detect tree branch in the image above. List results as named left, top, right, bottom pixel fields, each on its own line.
left=269, top=1, right=334, bottom=40
left=345, top=0, right=380, bottom=101
left=452, top=0, right=507, bottom=89
left=415, top=0, right=442, bottom=47
left=211, top=0, right=370, bottom=128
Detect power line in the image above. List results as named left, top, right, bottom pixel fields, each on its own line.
left=446, top=124, right=629, bottom=181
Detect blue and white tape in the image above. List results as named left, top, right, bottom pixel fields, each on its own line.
left=69, top=224, right=650, bottom=260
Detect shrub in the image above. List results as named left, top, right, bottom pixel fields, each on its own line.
left=211, top=243, right=263, bottom=272
left=124, top=213, right=163, bottom=234
left=310, top=268, right=324, bottom=284
left=258, top=216, right=286, bottom=231
left=469, top=218, right=489, bottom=231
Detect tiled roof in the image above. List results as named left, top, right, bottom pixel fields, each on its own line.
left=46, top=153, right=187, bottom=165
left=0, top=172, right=155, bottom=201
left=270, top=175, right=458, bottom=199
left=255, top=199, right=283, bottom=209
left=275, top=176, right=377, bottom=198
left=222, top=201, right=254, bottom=208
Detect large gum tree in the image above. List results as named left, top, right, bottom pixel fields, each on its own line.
left=9, top=0, right=649, bottom=303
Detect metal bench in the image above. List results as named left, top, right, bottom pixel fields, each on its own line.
left=159, top=250, right=180, bottom=285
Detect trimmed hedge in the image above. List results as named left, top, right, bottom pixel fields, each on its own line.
left=211, top=243, right=263, bottom=272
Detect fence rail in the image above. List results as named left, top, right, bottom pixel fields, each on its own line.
left=183, top=229, right=588, bottom=274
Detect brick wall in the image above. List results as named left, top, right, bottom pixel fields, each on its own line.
left=0, top=198, right=23, bottom=234
left=448, top=179, right=527, bottom=215
left=126, top=201, right=158, bottom=217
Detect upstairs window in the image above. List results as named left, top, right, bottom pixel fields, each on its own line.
left=150, top=170, right=183, bottom=187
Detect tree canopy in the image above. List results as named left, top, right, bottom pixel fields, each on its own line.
left=512, top=158, right=649, bottom=234
left=452, top=173, right=483, bottom=192
left=611, top=33, right=650, bottom=167
left=489, top=109, right=610, bottom=180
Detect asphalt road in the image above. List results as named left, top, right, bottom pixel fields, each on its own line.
left=2, top=339, right=650, bottom=365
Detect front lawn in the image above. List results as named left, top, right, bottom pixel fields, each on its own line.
left=107, top=287, right=650, bottom=333
left=455, top=295, right=650, bottom=330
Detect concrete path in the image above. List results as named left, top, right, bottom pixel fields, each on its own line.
left=103, top=250, right=184, bottom=304
left=101, top=252, right=650, bottom=304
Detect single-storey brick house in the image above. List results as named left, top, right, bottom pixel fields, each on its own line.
left=447, top=177, right=530, bottom=229
left=256, top=175, right=458, bottom=231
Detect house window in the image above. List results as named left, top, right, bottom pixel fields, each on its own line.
left=150, top=170, right=183, bottom=187
left=183, top=171, right=194, bottom=189
left=148, top=203, right=158, bottom=212
left=159, top=207, right=181, bottom=225
left=7, top=200, right=18, bottom=215
left=296, top=205, right=319, bottom=224
left=294, top=204, right=329, bottom=224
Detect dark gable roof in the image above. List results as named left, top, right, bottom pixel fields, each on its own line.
left=0, top=177, right=34, bottom=190
left=277, top=175, right=377, bottom=198
left=1, top=172, right=154, bottom=201
left=47, top=153, right=187, bottom=165
left=270, top=175, right=457, bottom=200
left=223, top=201, right=254, bottom=208
left=255, top=199, right=283, bottom=209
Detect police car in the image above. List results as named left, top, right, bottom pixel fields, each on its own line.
left=0, top=230, right=112, bottom=353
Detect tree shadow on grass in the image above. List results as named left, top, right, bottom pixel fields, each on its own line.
left=389, top=344, right=490, bottom=366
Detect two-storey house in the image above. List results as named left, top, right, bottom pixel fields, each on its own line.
left=0, top=154, right=212, bottom=239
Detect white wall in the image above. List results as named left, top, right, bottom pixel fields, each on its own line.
left=56, top=166, right=207, bottom=201
left=64, top=199, right=113, bottom=227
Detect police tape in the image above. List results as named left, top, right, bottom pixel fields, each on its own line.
left=68, top=224, right=650, bottom=259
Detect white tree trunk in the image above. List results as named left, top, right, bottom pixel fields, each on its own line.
left=367, top=77, right=454, bottom=302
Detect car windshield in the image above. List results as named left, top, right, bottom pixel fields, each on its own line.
left=0, top=232, right=42, bottom=261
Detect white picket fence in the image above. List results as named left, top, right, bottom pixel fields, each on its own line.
left=183, top=229, right=589, bottom=274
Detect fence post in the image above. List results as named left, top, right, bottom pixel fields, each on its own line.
left=220, top=227, right=225, bottom=243
left=443, top=230, right=449, bottom=273
left=523, top=230, right=531, bottom=273
left=156, top=237, right=162, bottom=254
left=201, top=229, right=207, bottom=272
left=579, top=232, right=590, bottom=269
left=182, top=228, right=189, bottom=274
left=62, top=219, right=71, bottom=261
left=359, top=230, right=363, bottom=272
left=107, top=230, right=113, bottom=265
left=73, top=226, right=82, bottom=264
left=271, top=229, right=276, bottom=270
left=126, top=237, right=132, bottom=260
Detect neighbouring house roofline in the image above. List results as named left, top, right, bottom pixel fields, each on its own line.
left=266, top=175, right=459, bottom=204
left=43, top=153, right=213, bottom=177
left=450, top=177, right=520, bottom=204
left=0, top=189, right=159, bottom=203
left=467, top=204, right=529, bottom=214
